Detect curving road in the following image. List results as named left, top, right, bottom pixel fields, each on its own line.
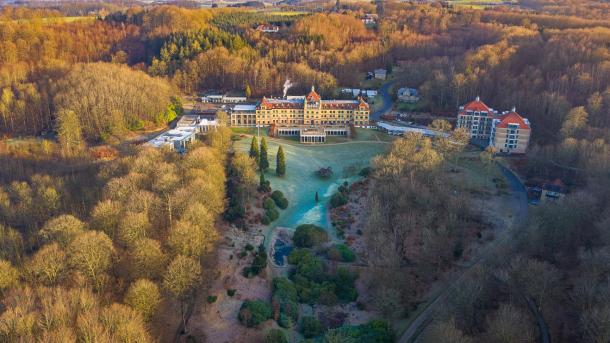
left=371, top=80, right=395, bottom=121
left=398, top=163, right=530, bottom=343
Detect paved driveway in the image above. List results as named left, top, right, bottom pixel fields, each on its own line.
left=371, top=80, right=395, bottom=121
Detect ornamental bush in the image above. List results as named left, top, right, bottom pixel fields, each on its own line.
left=271, top=190, right=288, bottom=209
left=293, top=224, right=329, bottom=248
left=263, top=197, right=276, bottom=210
left=238, top=299, right=272, bottom=327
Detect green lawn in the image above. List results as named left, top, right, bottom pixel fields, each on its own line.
left=234, top=135, right=390, bottom=243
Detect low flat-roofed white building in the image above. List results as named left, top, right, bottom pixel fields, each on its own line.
left=147, top=115, right=219, bottom=152
left=223, top=94, right=247, bottom=103
left=177, top=115, right=219, bottom=133
left=377, top=121, right=448, bottom=138
left=202, top=94, right=224, bottom=103
left=147, top=127, right=197, bottom=152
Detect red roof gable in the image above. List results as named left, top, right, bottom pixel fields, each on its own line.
left=496, top=111, right=530, bottom=129
left=306, top=89, right=321, bottom=102
left=358, top=98, right=369, bottom=109
left=462, top=98, right=492, bottom=114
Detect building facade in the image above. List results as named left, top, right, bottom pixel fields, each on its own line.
left=489, top=111, right=531, bottom=154
left=456, top=97, right=497, bottom=139
left=231, top=87, right=370, bottom=128
left=457, top=97, right=531, bottom=154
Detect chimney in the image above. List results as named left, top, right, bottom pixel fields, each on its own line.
left=476, top=96, right=480, bottom=102
left=511, top=106, right=516, bottom=112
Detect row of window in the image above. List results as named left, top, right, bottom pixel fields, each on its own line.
left=258, top=110, right=362, bottom=115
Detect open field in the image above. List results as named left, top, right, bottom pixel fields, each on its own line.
left=448, top=0, right=519, bottom=9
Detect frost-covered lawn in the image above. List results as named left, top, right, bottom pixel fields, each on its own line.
left=233, top=132, right=391, bottom=237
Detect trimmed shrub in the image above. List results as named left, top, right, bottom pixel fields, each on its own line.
left=262, top=208, right=280, bottom=225
left=207, top=295, right=217, bottom=304
left=293, top=224, right=329, bottom=248
left=301, top=316, right=323, bottom=338
left=227, top=289, right=236, bottom=297
left=263, top=198, right=276, bottom=210
left=238, top=299, right=272, bottom=327
left=261, top=215, right=270, bottom=225
left=271, top=190, right=289, bottom=209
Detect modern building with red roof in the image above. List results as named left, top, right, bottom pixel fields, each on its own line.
left=490, top=109, right=531, bottom=154
left=457, top=97, right=532, bottom=154
left=456, top=96, right=498, bottom=140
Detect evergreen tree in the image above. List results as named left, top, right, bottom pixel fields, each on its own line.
left=260, top=137, right=269, bottom=171
left=249, top=136, right=259, bottom=164
left=245, top=83, right=252, bottom=98
left=276, top=145, right=286, bottom=176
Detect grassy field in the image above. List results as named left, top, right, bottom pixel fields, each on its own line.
left=448, top=0, right=519, bottom=9
left=233, top=131, right=391, bottom=235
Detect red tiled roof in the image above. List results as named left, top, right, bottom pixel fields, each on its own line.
left=496, top=111, right=530, bottom=129
left=321, top=103, right=357, bottom=110
left=258, top=96, right=369, bottom=111
left=461, top=98, right=492, bottom=114
left=359, top=98, right=369, bottom=109
left=306, top=89, right=321, bottom=102
left=258, top=98, right=302, bottom=110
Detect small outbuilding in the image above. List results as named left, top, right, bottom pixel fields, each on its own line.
left=397, top=87, right=420, bottom=103
left=374, top=69, right=387, bottom=80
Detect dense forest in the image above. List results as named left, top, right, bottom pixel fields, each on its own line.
left=1, top=2, right=608, bottom=145
left=0, top=1, right=609, bottom=341
left=0, top=125, right=232, bottom=341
